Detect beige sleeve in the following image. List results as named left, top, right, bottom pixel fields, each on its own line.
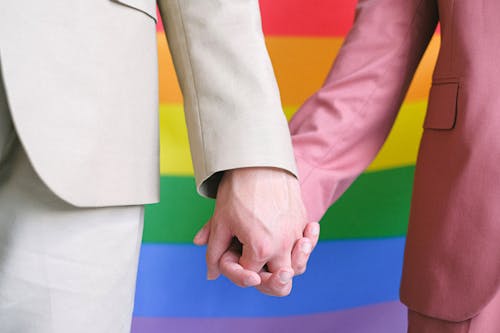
left=157, top=0, right=297, bottom=198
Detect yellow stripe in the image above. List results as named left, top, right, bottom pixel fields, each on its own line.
left=159, top=102, right=427, bottom=175
left=157, top=33, right=439, bottom=106
left=367, top=101, right=426, bottom=171
left=159, top=104, right=193, bottom=175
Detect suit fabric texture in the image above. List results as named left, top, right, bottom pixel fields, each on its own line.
left=290, top=0, right=500, bottom=325
left=0, top=70, right=144, bottom=333
left=0, top=0, right=296, bottom=207
left=408, top=285, right=500, bottom=332
left=0, top=0, right=296, bottom=332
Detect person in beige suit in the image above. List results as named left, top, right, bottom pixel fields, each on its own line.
left=0, top=1, right=319, bottom=332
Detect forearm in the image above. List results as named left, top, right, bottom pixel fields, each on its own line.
left=290, top=0, right=438, bottom=221
left=158, top=0, right=297, bottom=198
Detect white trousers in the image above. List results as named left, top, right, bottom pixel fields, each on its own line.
left=0, top=69, right=144, bottom=333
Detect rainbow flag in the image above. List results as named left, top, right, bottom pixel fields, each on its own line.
left=132, top=1, right=439, bottom=331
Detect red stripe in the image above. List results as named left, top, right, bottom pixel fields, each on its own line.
left=156, top=8, right=164, bottom=32
left=259, top=0, right=357, bottom=36
left=156, top=1, right=358, bottom=36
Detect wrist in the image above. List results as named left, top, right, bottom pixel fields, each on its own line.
left=224, top=167, right=296, bottom=180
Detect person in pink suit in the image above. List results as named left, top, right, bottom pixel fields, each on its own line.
left=290, top=0, right=500, bottom=331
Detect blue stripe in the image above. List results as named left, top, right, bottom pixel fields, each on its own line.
left=133, top=237, right=405, bottom=317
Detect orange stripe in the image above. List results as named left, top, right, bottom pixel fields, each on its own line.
left=157, top=33, right=183, bottom=105
left=405, top=36, right=440, bottom=101
left=157, top=33, right=439, bottom=106
left=267, top=37, right=343, bottom=106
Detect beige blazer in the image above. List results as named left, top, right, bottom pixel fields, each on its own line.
left=0, top=0, right=296, bottom=207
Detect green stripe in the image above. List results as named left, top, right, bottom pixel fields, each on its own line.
left=143, top=166, right=414, bottom=243
left=320, top=166, right=413, bottom=240
left=144, top=177, right=213, bottom=244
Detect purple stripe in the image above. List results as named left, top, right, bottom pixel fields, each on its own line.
left=132, top=301, right=407, bottom=333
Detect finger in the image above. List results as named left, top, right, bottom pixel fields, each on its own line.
left=291, top=237, right=313, bottom=276
left=304, top=222, right=320, bottom=248
left=291, top=222, right=319, bottom=275
left=193, top=221, right=211, bottom=246
left=265, top=245, right=293, bottom=277
left=256, top=269, right=293, bottom=297
left=239, top=242, right=271, bottom=273
left=219, top=248, right=261, bottom=287
left=206, top=220, right=233, bottom=280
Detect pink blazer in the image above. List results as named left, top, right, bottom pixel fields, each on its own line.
left=290, top=0, right=500, bottom=322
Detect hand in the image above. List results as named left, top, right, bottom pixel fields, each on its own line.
left=194, top=167, right=320, bottom=296
left=242, top=221, right=320, bottom=296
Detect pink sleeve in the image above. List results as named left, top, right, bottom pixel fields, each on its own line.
left=290, top=0, right=438, bottom=222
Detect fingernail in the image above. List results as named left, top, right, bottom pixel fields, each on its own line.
left=244, top=275, right=260, bottom=287
left=279, top=271, right=293, bottom=284
left=207, top=271, right=218, bottom=280
left=311, top=224, right=320, bottom=236
left=301, top=242, right=312, bottom=254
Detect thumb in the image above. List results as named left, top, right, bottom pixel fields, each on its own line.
left=193, top=220, right=211, bottom=246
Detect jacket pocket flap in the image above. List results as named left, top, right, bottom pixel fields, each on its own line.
left=424, top=82, right=459, bottom=130
left=112, top=0, right=157, bottom=22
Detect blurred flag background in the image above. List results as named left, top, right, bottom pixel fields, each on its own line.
left=132, top=1, right=439, bottom=332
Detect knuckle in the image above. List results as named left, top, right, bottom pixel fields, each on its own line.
left=219, top=258, right=231, bottom=272
left=251, top=243, right=272, bottom=262
left=294, top=264, right=307, bottom=275
left=279, top=239, right=292, bottom=253
left=211, top=221, right=224, bottom=233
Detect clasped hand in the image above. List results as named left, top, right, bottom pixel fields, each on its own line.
left=194, top=167, right=320, bottom=296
